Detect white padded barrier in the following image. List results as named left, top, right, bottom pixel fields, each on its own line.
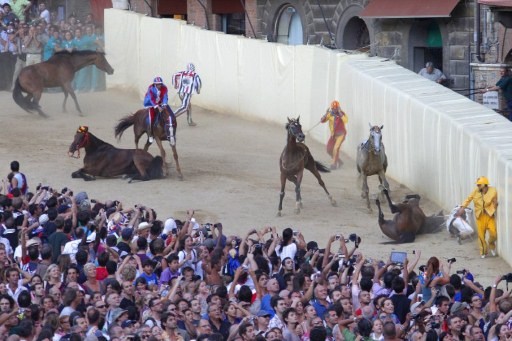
left=105, top=9, right=512, bottom=265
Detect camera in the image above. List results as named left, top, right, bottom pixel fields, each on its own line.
left=431, top=322, right=441, bottom=329
left=335, top=235, right=341, bottom=241
left=343, top=256, right=357, bottom=267
left=502, top=273, right=512, bottom=282
left=349, top=233, right=361, bottom=247
left=456, top=269, right=467, bottom=275
left=293, top=230, right=299, bottom=236
left=447, top=258, right=456, bottom=264
left=419, top=265, right=426, bottom=272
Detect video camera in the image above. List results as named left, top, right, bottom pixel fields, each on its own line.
left=502, top=273, right=512, bottom=282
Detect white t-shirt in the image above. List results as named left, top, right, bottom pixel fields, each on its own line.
left=62, top=239, right=82, bottom=263
left=275, top=242, right=297, bottom=261
left=39, top=9, right=50, bottom=24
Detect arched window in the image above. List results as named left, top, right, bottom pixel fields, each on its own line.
left=275, top=5, right=303, bottom=45
left=342, top=17, right=370, bottom=50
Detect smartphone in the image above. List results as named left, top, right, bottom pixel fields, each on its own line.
left=293, top=230, right=299, bottom=236
left=390, top=251, right=407, bottom=264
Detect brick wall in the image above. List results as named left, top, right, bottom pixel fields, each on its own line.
left=187, top=0, right=211, bottom=29
left=245, top=0, right=259, bottom=38
left=128, top=0, right=156, bottom=16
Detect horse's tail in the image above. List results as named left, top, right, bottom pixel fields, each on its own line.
left=315, top=161, right=330, bottom=173
left=146, top=156, right=164, bottom=179
left=12, top=78, right=32, bottom=113
left=114, top=113, right=137, bottom=140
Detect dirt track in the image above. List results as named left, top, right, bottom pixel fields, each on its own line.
left=1, top=89, right=509, bottom=285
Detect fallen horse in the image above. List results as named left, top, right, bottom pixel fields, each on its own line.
left=68, top=126, right=164, bottom=182
left=375, top=189, right=444, bottom=243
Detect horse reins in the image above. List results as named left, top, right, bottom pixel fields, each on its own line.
left=72, top=132, right=90, bottom=158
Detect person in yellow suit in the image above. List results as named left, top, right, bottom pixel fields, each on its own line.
left=457, top=176, right=498, bottom=258
left=321, top=100, right=348, bottom=170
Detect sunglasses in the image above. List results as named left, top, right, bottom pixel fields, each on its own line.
left=96, top=305, right=106, bottom=308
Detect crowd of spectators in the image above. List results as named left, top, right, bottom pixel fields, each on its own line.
left=1, top=162, right=512, bottom=341
left=0, top=1, right=105, bottom=92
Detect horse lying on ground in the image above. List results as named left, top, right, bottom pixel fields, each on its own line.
left=13, top=50, right=114, bottom=117
left=278, top=116, right=336, bottom=216
left=375, top=189, right=444, bottom=243
left=114, top=107, right=182, bottom=180
left=68, top=126, right=163, bottom=182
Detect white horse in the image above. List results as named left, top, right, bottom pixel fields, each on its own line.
left=356, top=124, right=390, bottom=211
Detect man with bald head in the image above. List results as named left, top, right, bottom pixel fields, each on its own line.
left=418, top=62, right=446, bottom=84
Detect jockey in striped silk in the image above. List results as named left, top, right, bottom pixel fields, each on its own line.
left=172, top=63, right=202, bottom=126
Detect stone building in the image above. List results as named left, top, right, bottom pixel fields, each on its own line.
left=147, top=0, right=484, bottom=90
left=52, top=1, right=511, bottom=98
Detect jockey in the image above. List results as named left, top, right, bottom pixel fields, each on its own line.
left=321, top=100, right=348, bottom=170
left=143, top=77, right=177, bottom=146
left=172, top=63, right=202, bottom=126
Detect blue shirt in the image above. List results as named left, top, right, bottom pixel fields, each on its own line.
left=138, top=272, right=158, bottom=287
left=311, top=299, right=331, bottom=319
left=260, top=294, right=275, bottom=317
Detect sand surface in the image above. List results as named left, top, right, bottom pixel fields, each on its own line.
left=1, top=89, right=509, bottom=286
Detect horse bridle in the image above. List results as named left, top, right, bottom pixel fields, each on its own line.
left=363, top=126, right=382, bottom=155
left=70, top=126, right=90, bottom=158
left=287, top=120, right=304, bottom=141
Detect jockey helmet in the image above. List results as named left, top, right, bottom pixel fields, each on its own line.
left=187, top=63, right=195, bottom=72
left=331, top=100, right=340, bottom=109
left=476, top=176, right=489, bottom=185
left=153, top=77, right=163, bottom=84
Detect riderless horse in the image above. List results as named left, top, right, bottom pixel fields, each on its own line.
left=278, top=117, right=336, bottom=216
left=13, top=50, right=114, bottom=117
left=375, top=189, right=444, bottom=243
left=68, top=126, right=163, bottom=182
left=356, top=124, right=389, bottom=211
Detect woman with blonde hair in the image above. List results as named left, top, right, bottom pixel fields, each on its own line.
left=82, top=263, right=101, bottom=295
left=44, top=264, right=62, bottom=293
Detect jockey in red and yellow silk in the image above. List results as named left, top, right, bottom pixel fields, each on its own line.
left=321, top=100, right=348, bottom=170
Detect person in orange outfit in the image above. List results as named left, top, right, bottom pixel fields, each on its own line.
left=320, top=100, right=348, bottom=170
left=457, top=176, right=498, bottom=258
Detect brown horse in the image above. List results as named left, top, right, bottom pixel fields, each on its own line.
left=278, top=117, right=336, bottom=216
left=114, top=107, right=182, bottom=180
left=68, top=126, right=163, bottom=182
left=356, top=124, right=389, bottom=211
left=375, top=189, right=444, bottom=243
left=13, top=50, right=114, bottom=117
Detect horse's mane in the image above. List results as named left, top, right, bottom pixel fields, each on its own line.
left=54, top=50, right=106, bottom=56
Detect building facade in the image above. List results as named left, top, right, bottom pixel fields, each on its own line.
left=63, top=1, right=510, bottom=96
